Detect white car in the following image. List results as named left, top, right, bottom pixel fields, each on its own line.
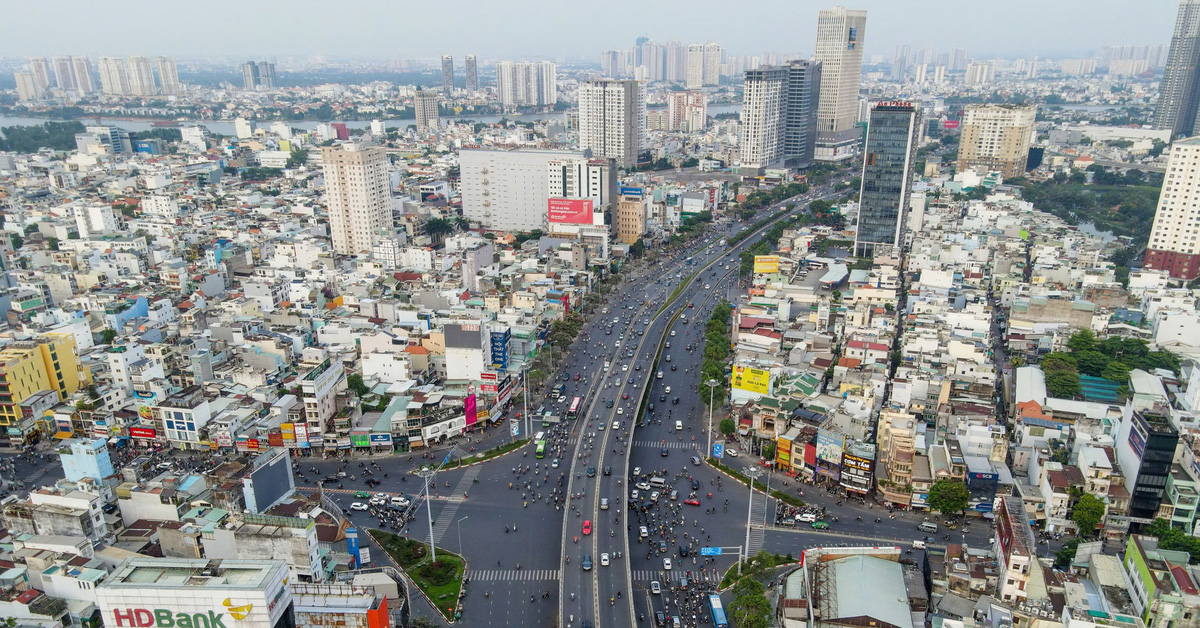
left=617, top=407, right=624, bottom=415
left=726, top=448, right=740, bottom=457
left=636, top=481, right=651, bottom=491
left=613, top=421, right=620, bottom=429
left=622, top=364, right=628, bottom=372
left=369, top=497, right=387, bottom=506
left=600, top=553, right=610, bottom=566
left=657, top=371, right=664, bottom=379
left=670, top=330, right=676, bottom=336
left=349, top=502, right=368, bottom=511
left=615, top=341, right=621, bottom=347
left=558, top=396, right=567, bottom=403
left=650, top=491, right=661, bottom=502
left=651, top=581, right=661, bottom=594
left=598, top=423, right=606, bottom=431
left=551, top=458, right=560, bottom=468
left=663, top=558, right=673, bottom=570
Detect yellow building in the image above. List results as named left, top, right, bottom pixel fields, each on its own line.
left=0, top=333, right=89, bottom=442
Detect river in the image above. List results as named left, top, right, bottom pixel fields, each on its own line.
left=0, top=103, right=742, bottom=136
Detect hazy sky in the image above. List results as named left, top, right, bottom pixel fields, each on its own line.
left=2, top=0, right=1181, bottom=61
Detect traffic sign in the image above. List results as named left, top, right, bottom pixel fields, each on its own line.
left=700, top=547, right=722, bottom=556
left=713, top=443, right=724, bottom=459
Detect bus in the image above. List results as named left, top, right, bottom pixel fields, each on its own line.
left=567, top=396, right=583, bottom=419
left=708, top=595, right=728, bottom=628
left=535, top=440, right=546, bottom=458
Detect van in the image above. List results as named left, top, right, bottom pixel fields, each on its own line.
left=797, top=513, right=817, bottom=523
left=918, top=522, right=939, bottom=533
left=649, top=477, right=667, bottom=489
left=675, top=420, right=684, bottom=432
left=912, top=540, right=926, bottom=550
left=669, top=490, right=679, bottom=501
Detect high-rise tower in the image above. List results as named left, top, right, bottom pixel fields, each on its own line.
left=813, top=6, right=868, bottom=162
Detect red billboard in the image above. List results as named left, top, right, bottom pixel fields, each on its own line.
left=548, top=198, right=595, bottom=224
left=129, top=427, right=157, bottom=439
left=465, top=394, right=477, bottom=427
left=942, top=120, right=960, bottom=129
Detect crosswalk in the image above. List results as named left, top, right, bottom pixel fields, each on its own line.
left=633, top=440, right=698, bottom=450
left=430, top=466, right=481, bottom=543
left=632, top=569, right=721, bottom=584
left=747, top=495, right=768, bottom=557
left=468, top=569, right=559, bottom=581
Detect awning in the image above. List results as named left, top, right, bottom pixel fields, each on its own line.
left=53, top=431, right=74, bottom=440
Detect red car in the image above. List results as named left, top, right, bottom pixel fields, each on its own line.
left=582, top=520, right=592, bottom=535
left=574, top=374, right=581, bottom=381
left=622, top=393, right=629, bottom=399
left=684, top=499, right=701, bottom=506
left=688, top=302, right=694, bottom=308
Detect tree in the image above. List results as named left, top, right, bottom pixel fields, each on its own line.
left=424, top=217, right=455, bottom=245
left=10, top=234, right=23, bottom=250
left=99, top=329, right=117, bottom=345
left=1071, top=493, right=1106, bottom=538
left=1041, top=352, right=1077, bottom=373
left=1066, top=329, right=1097, bottom=353
left=347, top=374, right=369, bottom=397
left=720, top=418, right=736, bottom=436
left=1045, top=369, right=1082, bottom=399
left=47, top=237, right=60, bottom=251
left=1073, top=350, right=1109, bottom=377
left=760, top=442, right=777, bottom=460
left=1054, top=537, right=1082, bottom=570
left=927, top=478, right=970, bottom=515
left=1141, top=518, right=1200, bottom=563
left=1101, top=360, right=1131, bottom=383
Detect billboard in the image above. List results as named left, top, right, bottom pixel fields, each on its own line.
left=753, top=255, right=780, bottom=274
left=369, top=433, right=392, bottom=445
left=242, top=449, right=294, bottom=514
left=351, top=431, right=371, bottom=448
left=490, top=329, right=510, bottom=370
left=731, top=366, right=770, bottom=395
left=547, top=198, right=595, bottom=224
left=465, top=394, right=477, bottom=427
left=942, top=120, right=960, bottom=129
left=129, top=427, right=157, bottom=439
left=620, top=186, right=644, bottom=197
left=815, top=430, right=844, bottom=463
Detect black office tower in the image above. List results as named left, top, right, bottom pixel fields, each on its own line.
left=854, top=101, right=920, bottom=258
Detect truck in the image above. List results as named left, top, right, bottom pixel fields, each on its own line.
left=718, top=239, right=727, bottom=247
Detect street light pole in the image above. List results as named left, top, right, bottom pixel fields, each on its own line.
left=522, top=366, right=529, bottom=441
left=457, top=516, right=469, bottom=557
left=416, top=467, right=438, bottom=562
left=706, top=379, right=718, bottom=459
left=742, top=466, right=764, bottom=575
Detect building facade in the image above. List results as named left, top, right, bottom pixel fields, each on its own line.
left=465, top=54, right=478, bottom=92
left=1145, top=136, right=1200, bottom=279
left=413, top=89, right=440, bottom=134
left=578, top=79, right=647, bottom=169
left=813, top=6, right=868, bottom=162
left=956, top=104, right=1037, bottom=178
left=739, top=66, right=788, bottom=172
left=155, top=56, right=180, bottom=95
left=321, top=143, right=391, bottom=255
left=441, top=54, right=454, bottom=96
left=854, top=101, right=920, bottom=257
left=1155, top=0, right=1200, bottom=137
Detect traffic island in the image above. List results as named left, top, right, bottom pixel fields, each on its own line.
left=371, top=530, right=467, bottom=622
left=717, top=550, right=795, bottom=589
left=439, top=438, right=529, bottom=470
left=706, top=458, right=808, bottom=509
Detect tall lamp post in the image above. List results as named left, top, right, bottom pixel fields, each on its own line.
left=706, top=379, right=718, bottom=458
left=741, top=466, right=764, bottom=575
left=457, top=516, right=469, bottom=557
left=415, top=467, right=438, bottom=562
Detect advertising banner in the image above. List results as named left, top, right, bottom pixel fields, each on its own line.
left=480, top=372, right=498, bottom=381
left=236, top=436, right=249, bottom=452
left=942, top=120, right=960, bottom=129
left=731, top=366, right=770, bottom=395
left=129, top=427, right=157, bottom=439
left=620, top=186, right=644, bottom=197
left=815, top=429, right=844, bottom=463
left=465, top=394, right=477, bottom=427
left=216, top=433, right=233, bottom=448
left=481, top=383, right=498, bottom=393
left=753, top=255, right=780, bottom=274
left=351, top=432, right=370, bottom=448
left=268, top=432, right=284, bottom=447
left=294, top=423, right=309, bottom=446
left=369, top=433, right=392, bottom=444
left=490, top=329, right=510, bottom=370
left=510, top=419, right=519, bottom=437
left=547, top=198, right=595, bottom=224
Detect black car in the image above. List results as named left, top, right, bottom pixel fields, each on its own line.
left=670, top=364, right=677, bottom=371
left=672, top=397, right=680, bottom=404
left=659, top=540, right=668, bottom=553
left=660, top=395, right=667, bottom=402
left=678, top=546, right=688, bottom=557
left=605, top=400, right=614, bottom=408
left=692, top=479, right=701, bottom=490
left=603, top=466, right=612, bottom=476
left=655, top=610, right=666, bottom=626
left=661, top=448, right=670, bottom=457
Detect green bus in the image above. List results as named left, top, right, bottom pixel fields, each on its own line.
left=535, top=440, right=546, bottom=458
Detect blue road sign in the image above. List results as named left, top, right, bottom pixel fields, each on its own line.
left=713, top=443, right=724, bottom=459
left=700, top=547, right=722, bottom=556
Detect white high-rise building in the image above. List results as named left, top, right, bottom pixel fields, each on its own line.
left=1145, top=136, right=1200, bottom=280
left=155, top=57, right=180, bottom=95
left=537, top=61, right=558, bottom=106
left=460, top=149, right=614, bottom=233
left=578, top=79, right=647, bottom=169
left=14, top=73, right=38, bottom=101
left=234, top=118, right=255, bottom=140
left=739, top=66, right=787, bottom=172
left=965, top=62, right=994, bottom=86
left=28, top=57, right=52, bottom=95
left=127, top=56, right=157, bottom=96
left=686, top=44, right=705, bottom=89
left=703, top=42, right=722, bottom=86
left=51, top=56, right=76, bottom=91
left=71, top=56, right=94, bottom=93
left=496, top=61, right=557, bottom=107
left=667, top=91, right=707, bottom=131
left=97, top=57, right=130, bottom=95
left=321, top=143, right=391, bottom=255
left=665, top=42, right=687, bottom=83
left=413, top=89, right=440, bottom=134
left=813, top=6, right=868, bottom=162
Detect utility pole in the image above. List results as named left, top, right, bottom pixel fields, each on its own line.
left=742, top=466, right=764, bottom=575
left=706, top=379, right=718, bottom=458
left=416, top=467, right=438, bottom=562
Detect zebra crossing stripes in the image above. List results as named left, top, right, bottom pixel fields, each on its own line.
left=633, top=440, right=697, bottom=450
left=468, top=569, right=560, bottom=581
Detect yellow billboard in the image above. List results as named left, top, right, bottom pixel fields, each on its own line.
left=753, top=255, right=779, bottom=274
left=731, top=366, right=770, bottom=394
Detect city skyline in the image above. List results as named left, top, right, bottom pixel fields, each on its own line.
left=0, top=0, right=1180, bottom=60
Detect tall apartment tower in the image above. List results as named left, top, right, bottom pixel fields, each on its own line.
left=256, top=62, right=276, bottom=89
left=70, top=56, right=94, bottom=93
left=703, top=42, right=722, bottom=86
left=51, top=57, right=76, bottom=90
left=98, top=57, right=130, bottom=95
left=155, top=57, right=180, bottom=95
left=13, top=73, right=38, bottom=101
left=667, top=91, right=707, bottom=131
left=28, top=57, right=52, bottom=95
left=853, top=101, right=920, bottom=258
left=665, top=42, right=687, bottom=83
left=951, top=48, right=969, bottom=72
left=813, top=6, right=868, bottom=162
left=441, top=55, right=454, bottom=96
left=413, top=89, right=441, bottom=134
left=1155, top=0, right=1200, bottom=137
left=126, top=56, right=157, bottom=96
left=321, top=143, right=391, bottom=255
left=578, top=79, right=647, bottom=169
left=465, top=55, right=478, bottom=92
left=738, top=60, right=822, bottom=174
left=1145, top=136, right=1200, bottom=279
left=536, top=62, right=558, bottom=106
left=686, top=44, right=705, bottom=89
left=956, top=104, right=1037, bottom=178
left=242, top=61, right=260, bottom=89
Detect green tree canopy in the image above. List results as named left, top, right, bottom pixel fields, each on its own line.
left=1071, top=493, right=1106, bottom=538
left=1045, top=369, right=1082, bottom=399
left=927, top=478, right=970, bottom=515
left=720, top=418, right=736, bottom=436
left=347, top=373, right=370, bottom=397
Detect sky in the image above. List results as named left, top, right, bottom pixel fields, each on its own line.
left=1, top=0, right=1181, bottom=62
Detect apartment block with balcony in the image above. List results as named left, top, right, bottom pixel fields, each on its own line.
left=1163, top=465, right=1197, bottom=532
left=0, top=333, right=88, bottom=446
left=1122, top=535, right=1200, bottom=628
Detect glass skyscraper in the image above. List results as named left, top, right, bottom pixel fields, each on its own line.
left=854, top=101, right=920, bottom=258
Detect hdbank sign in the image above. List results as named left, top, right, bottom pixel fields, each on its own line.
left=108, top=601, right=249, bottom=628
